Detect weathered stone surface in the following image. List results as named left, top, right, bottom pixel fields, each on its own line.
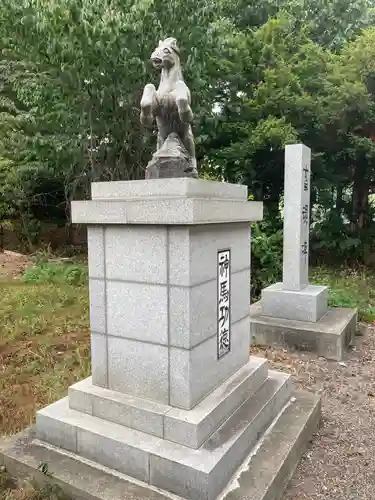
left=145, top=133, right=196, bottom=179
left=77, top=427, right=150, bottom=482
left=283, top=144, right=311, bottom=292
left=34, top=370, right=293, bottom=500
left=223, top=391, right=321, bottom=500
left=71, top=197, right=263, bottom=225
left=91, top=178, right=247, bottom=201
left=168, top=223, right=250, bottom=287
left=261, top=282, right=328, bottom=322
left=91, top=332, right=108, bottom=388
left=169, top=316, right=250, bottom=410
left=107, top=336, right=169, bottom=403
left=250, top=302, right=357, bottom=360
left=164, top=357, right=268, bottom=448
left=0, top=390, right=320, bottom=500
left=67, top=359, right=268, bottom=449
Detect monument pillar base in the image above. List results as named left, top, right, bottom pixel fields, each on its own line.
left=1, top=388, right=320, bottom=500
left=250, top=303, right=357, bottom=360
left=35, top=359, right=298, bottom=500
left=261, top=282, right=328, bottom=322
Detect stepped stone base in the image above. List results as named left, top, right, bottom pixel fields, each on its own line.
left=35, top=359, right=293, bottom=500
left=250, top=302, right=357, bottom=360
left=0, top=391, right=320, bottom=500
left=68, top=357, right=269, bottom=449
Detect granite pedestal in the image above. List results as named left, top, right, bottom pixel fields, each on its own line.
left=31, top=179, right=321, bottom=500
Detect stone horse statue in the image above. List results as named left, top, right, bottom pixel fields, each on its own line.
left=140, top=37, right=198, bottom=179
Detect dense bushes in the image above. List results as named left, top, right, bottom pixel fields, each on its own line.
left=251, top=219, right=283, bottom=300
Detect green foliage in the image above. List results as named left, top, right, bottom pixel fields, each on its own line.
left=311, top=211, right=361, bottom=261
left=22, top=262, right=88, bottom=286
left=311, top=266, right=375, bottom=322
left=284, top=0, right=375, bottom=49
left=0, top=0, right=375, bottom=265
left=0, top=0, right=229, bottom=192
left=251, top=219, right=283, bottom=299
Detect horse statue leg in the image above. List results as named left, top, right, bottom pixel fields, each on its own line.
left=182, top=126, right=198, bottom=178
left=175, top=80, right=193, bottom=124
left=175, top=81, right=197, bottom=176
left=140, top=83, right=156, bottom=129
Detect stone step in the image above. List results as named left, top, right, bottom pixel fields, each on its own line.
left=1, top=390, right=320, bottom=500
left=36, top=370, right=292, bottom=500
left=222, top=391, right=321, bottom=500
left=68, top=357, right=268, bottom=448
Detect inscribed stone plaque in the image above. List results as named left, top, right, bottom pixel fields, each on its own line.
left=283, top=144, right=311, bottom=291
left=217, top=249, right=231, bottom=359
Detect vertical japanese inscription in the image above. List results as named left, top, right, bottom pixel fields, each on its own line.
left=217, top=249, right=231, bottom=359
left=303, top=166, right=309, bottom=192
left=301, top=162, right=310, bottom=266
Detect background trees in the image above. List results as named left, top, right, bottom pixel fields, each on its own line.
left=0, top=0, right=375, bottom=264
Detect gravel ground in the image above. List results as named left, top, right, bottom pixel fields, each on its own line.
left=252, top=326, right=375, bottom=500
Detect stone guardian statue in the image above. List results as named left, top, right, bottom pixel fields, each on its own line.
left=140, top=37, right=198, bottom=179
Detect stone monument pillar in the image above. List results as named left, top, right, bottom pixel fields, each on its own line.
left=31, top=178, right=320, bottom=500
left=250, top=144, right=357, bottom=360
left=261, top=144, right=328, bottom=322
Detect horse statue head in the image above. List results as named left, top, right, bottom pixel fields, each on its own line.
left=150, top=37, right=180, bottom=70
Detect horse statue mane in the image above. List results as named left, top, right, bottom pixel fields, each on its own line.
left=140, top=37, right=198, bottom=179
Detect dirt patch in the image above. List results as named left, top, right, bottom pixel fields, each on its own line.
left=0, top=251, right=32, bottom=279
left=252, top=326, right=375, bottom=500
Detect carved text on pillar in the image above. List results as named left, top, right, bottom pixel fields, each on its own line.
left=217, top=249, right=231, bottom=359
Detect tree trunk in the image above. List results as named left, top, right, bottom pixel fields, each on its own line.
left=336, top=185, right=344, bottom=212
left=351, top=163, right=369, bottom=231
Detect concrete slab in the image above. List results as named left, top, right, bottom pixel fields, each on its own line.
left=0, top=391, right=320, bottom=500
left=250, top=302, right=357, bottom=360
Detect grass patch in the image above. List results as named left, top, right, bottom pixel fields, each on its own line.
left=23, top=263, right=88, bottom=286
left=311, top=266, right=375, bottom=322
left=0, top=469, right=71, bottom=500
left=0, top=262, right=90, bottom=436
